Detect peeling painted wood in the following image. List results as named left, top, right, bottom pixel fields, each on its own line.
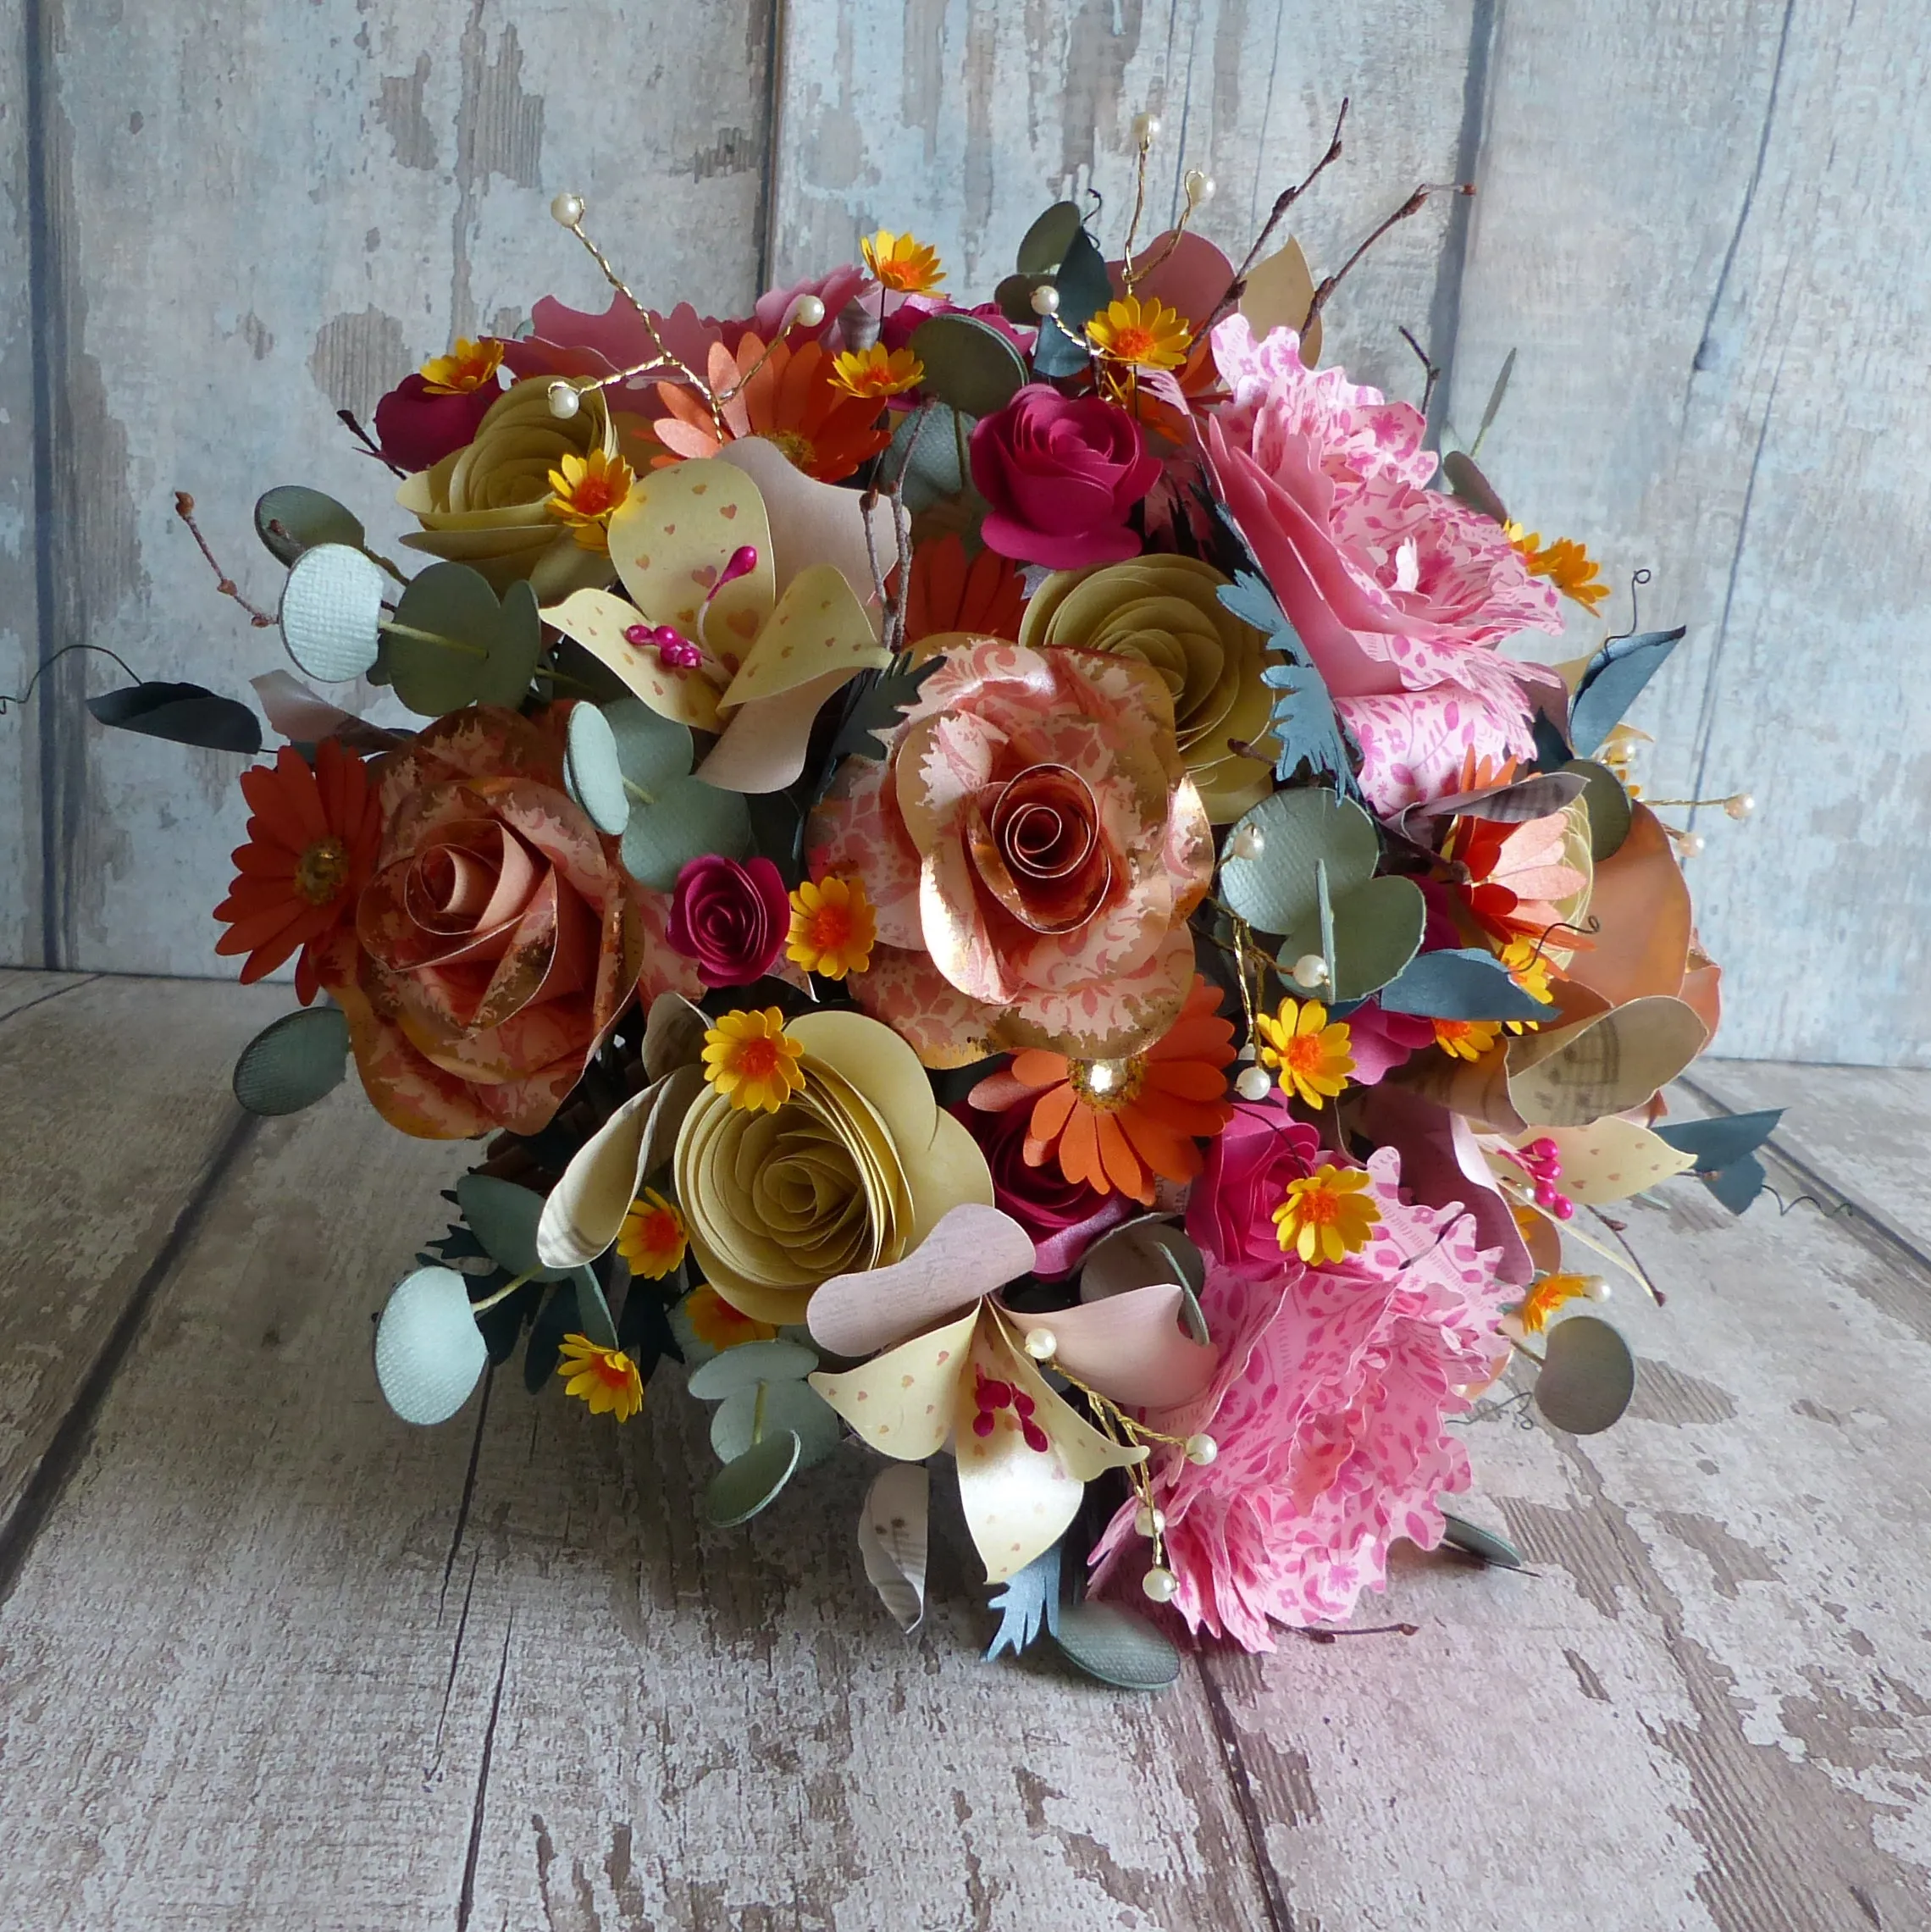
left=1447, top=0, right=1931, bottom=1065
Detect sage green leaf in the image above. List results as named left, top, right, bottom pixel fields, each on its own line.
left=1016, top=201, right=1083, bottom=274
left=385, top=564, right=541, bottom=715
left=605, top=697, right=695, bottom=792
left=686, top=1338, right=819, bottom=1400
left=1533, top=1315, right=1637, bottom=1435
left=1220, top=788, right=1378, bottom=935
left=1563, top=757, right=1634, bottom=861
left=709, top=1377, right=842, bottom=1469
left=619, top=774, right=754, bottom=893
left=374, top=1266, right=489, bottom=1425
left=256, top=485, right=366, bottom=565
left=705, top=1430, right=803, bottom=1526
left=910, top=314, right=1028, bottom=418
left=572, top=1264, right=619, bottom=1351
left=231, top=1005, right=350, bottom=1115
left=565, top=702, right=631, bottom=836
left=994, top=272, right=1054, bottom=325
left=1051, top=1601, right=1181, bottom=1691
left=883, top=401, right=977, bottom=516
left=1438, top=1511, right=1525, bottom=1569
left=1277, top=874, right=1425, bottom=1001
left=456, top=1174, right=574, bottom=1283
left=279, top=542, right=385, bottom=683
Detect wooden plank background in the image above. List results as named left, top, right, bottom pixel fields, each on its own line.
left=3, top=0, right=1927, bottom=1065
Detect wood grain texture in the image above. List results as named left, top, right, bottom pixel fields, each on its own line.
left=1447, top=0, right=1931, bottom=1066
left=772, top=0, right=1482, bottom=397
left=13, top=0, right=775, bottom=979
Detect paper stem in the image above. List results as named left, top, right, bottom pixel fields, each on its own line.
left=468, top=1270, right=534, bottom=1318
left=622, top=778, right=656, bottom=807
left=378, top=620, right=488, bottom=658
left=750, top=1379, right=768, bottom=1445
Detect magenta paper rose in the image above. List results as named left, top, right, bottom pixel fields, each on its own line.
left=667, top=855, right=790, bottom=988
left=954, top=1099, right=1131, bottom=1278
left=1184, top=1098, right=1322, bottom=1275
left=969, top=389, right=1160, bottom=569
left=373, top=372, right=502, bottom=473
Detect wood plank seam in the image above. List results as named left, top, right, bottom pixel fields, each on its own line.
left=755, top=0, right=788, bottom=299
left=1195, top=1657, right=1297, bottom=1931
left=455, top=1614, right=515, bottom=1932
left=0, top=1106, right=258, bottom=1610
left=0, top=970, right=97, bottom=1029
left=1424, top=0, right=1499, bottom=449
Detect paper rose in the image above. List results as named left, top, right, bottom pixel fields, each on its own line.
left=809, top=639, right=1213, bottom=1061
left=1184, top=1096, right=1323, bottom=1276
left=667, top=854, right=790, bottom=988
left=968, top=389, right=1160, bottom=569
left=672, top=1008, right=994, bottom=1326
left=324, top=704, right=665, bottom=1139
left=1017, top=554, right=1276, bottom=822
left=396, top=378, right=622, bottom=601
left=952, top=1098, right=1133, bottom=1279
left=373, top=369, right=504, bottom=473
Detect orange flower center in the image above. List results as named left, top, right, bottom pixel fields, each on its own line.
left=735, top=1038, right=782, bottom=1081
left=1299, top=1183, right=1343, bottom=1226
left=1284, top=1032, right=1326, bottom=1075
left=1068, top=1055, right=1146, bottom=1113
left=1436, top=1020, right=1477, bottom=1044
left=294, top=836, right=351, bottom=905
left=589, top=1352, right=633, bottom=1389
left=806, top=903, right=853, bottom=949
left=634, top=1209, right=679, bottom=1253
left=761, top=429, right=817, bottom=470
left=1108, top=325, right=1159, bottom=362
left=569, top=474, right=621, bottom=518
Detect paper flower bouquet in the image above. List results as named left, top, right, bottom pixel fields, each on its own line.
left=122, top=113, right=1776, bottom=1686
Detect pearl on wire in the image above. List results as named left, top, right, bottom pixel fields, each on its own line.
left=1134, top=1503, right=1167, bottom=1538
left=1680, top=831, right=1707, bottom=857
left=1235, top=1066, right=1273, bottom=1103
left=1724, top=791, right=1756, bottom=820
left=1023, top=1327, right=1058, bottom=1363
left=1029, top=284, right=1062, bottom=317
left=1131, top=111, right=1162, bottom=144
left=791, top=294, right=827, bottom=329
left=1142, top=1565, right=1179, bottom=1603
left=546, top=379, right=582, bottom=420
left=550, top=191, right=586, bottom=227
left=1183, top=169, right=1216, bottom=205
left=1184, top=1433, right=1218, bottom=1466
left=1290, top=954, right=1330, bottom=991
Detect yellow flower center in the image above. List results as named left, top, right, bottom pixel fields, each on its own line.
left=735, top=1037, right=782, bottom=1082
left=1069, top=1055, right=1146, bottom=1112
left=761, top=429, right=817, bottom=471
left=806, top=902, right=853, bottom=950
left=294, top=836, right=351, bottom=905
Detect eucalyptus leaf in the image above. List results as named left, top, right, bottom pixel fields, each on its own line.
left=564, top=702, right=630, bottom=836
left=1016, top=201, right=1084, bottom=274
left=1533, top=1315, right=1637, bottom=1435
left=456, top=1174, right=574, bottom=1284
left=1219, top=787, right=1378, bottom=935
left=1379, top=946, right=1552, bottom=1021
left=279, top=542, right=386, bottom=683
left=686, top=1337, right=819, bottom=1400
left=374, top=1266, right=490, bottom=1425
left=86, top=682, right=263, bottom=754
left=605, top=697, right=695, bottom=793
left=572, top=1263, right=619, bottom=1352
left=994, top=272, right=1054, bottom=325
left=883, top=401, right=976, bottom=517
left=910, top=313, right=1028, bottom=418
left=385, top=564, right=541, bottom=715
left=710, top=1377, right=842, bottom=1469
left=1051, top=1601, right=1181, bottom=1691
left=706, top=1429, right=803, bottom=1526
left=1030, top=228, right=1107, bottom=377
left=1439, top=1511, right=1525, bottom=1569
left=1441, top=451, right=1509, bottom=524
left=619, top=775, right=754, bottom=892
left=256, top=484, right=366, bottom=564
left=1562, top=758, right=1634, bottom=860
left=1472, top=347, right=1517, bottom=452
left=1279, top=872, right=1425, bottom=1002
left=231, top=1005, right=350, bottom=1115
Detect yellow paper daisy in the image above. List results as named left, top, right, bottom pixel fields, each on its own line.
left=786, top=874, right=877, bottom=980
left=1085, top=294, right=1191, bottom=371
left=829, top=344, right=924, bottom=401
left=546, top=447, right=634, bottom=552
left=1504, top=522, right=1610, bottom=612
left=419, top=335, right=504, bottom=395
left=1253, top=996, right=1354, bottom=1107
left=701, top=1007, right=807, bottom=1113
left=684, top=1282, right=779, bottom=1352
left=1272, top=1165, right=1382, bottom=1266
left=1433, top=1017, right=1502, bottom=1063
left=1510, top=1271, right=1602, bottom=1336
left=860, top=229, right=944, bottom=294
left=556, top=1334, right=644, bottom=1421
left=617, top=1187, right=688, bottom=1279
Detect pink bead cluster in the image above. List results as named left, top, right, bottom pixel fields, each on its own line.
left=973, top=1370, right=1048, bottom=1453
left=1515, top=1137, right=1574, bottom=1220
left=623, top=622, right=703, bottom=669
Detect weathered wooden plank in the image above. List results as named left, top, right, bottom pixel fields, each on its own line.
left=0, top=967, right=90, bottom=1021
left=12, top=0, right=776, bottom=977
left=771, top=0, right=1482, bottom=396
left=1446, top=0, right=1931, bottom=1065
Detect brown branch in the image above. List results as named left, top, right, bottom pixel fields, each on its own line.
left=174, top=492, right=276, bottom=627
left=338, top=409, right=407, bottom=477
left=1302, top=183, right=1473, bottom=335
left=1398, top=325, right=1441, bottom=418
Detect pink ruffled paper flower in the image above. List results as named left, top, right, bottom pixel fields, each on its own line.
left=1093, top=1147, right=1513, bottom=1647
left=1203, top=317, right=1566, bottom=812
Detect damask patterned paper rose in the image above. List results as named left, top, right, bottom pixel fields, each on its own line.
left=326, top=705, right=695, bottom=1140
left=808, top=640, right=1213, bottom=1062
left=968, top=389, right=1160, bottom=569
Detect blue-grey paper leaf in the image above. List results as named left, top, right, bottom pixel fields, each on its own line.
left=385, top=564, right=541, bottom=715
left=1653, top=1109, right=1783, bottom=1171
left=1705, top=1150, right=1769, bottom=1215
left=1224, top=572, right=1356, bottom=794
left=1439, top=1511, right=1525, bottom=1569
left=883, top=402, right=975, bottom=516
left=1568, top=628, right=1685, bottom=756
left=1379, top=947, right=1552, bottom=1021
left=231, top=1005, right=349, bottom=1115
left=87, top=683, right=263, bottom=754
left=1030, top=227, right=1107, bottom=376
left=986, top=1541, right=1062, bottom=1659
left=1016, top=201, right=1084, bottom=274
left=619, top=776, right=753, bottom=892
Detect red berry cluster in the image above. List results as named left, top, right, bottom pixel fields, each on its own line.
left=972, top=1369, right=1048, bottom=1453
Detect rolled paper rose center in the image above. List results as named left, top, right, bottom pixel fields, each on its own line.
left=966, top=763, right=1113, bottom=935
left=398, top=820, right=538, bottom=955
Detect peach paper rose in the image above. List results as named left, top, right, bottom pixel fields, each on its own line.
left=808, top=639, right=1213, bottom=1062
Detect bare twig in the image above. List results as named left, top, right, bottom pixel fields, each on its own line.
left=338, top=409, right=407, bottom=477
left=1398, top=325, right=1441, bottom=418
left=1302, top=183, right=1473, bottom=335
left=174, top=492, right=276, bottom=627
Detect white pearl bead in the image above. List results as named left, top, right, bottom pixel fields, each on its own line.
left=1184, top=169, right=1216, bottom=205
left=546, top=379, right=582, bottom=420
left=1724, top=791, right=1756, bottom=821
left=1131, top=112, right=1162, bottom=144
left=1680, top=831, right=1706, bottom=857
left=1227, top=823, right=1264, bottom=861
left=1184, top=1433, right=1218, bottom=1467
left=1235, top=1066, right=1273, bottom=1102
left=1029, top=284, right=1061, bottom=318
left=550, top=191, right=585, bottom=227
left=1582, top=1274, right=1611, bottom=1301
left=1141, top=1564, right=1178, bottom=1603
left=1290, top=953, right=1329, bottom=990
left=792, top=294, right=827, bottom=329
left=1023, top=1326, right=1058, bottom=1363
left=1134, top=1503, right=1167, bottom=1538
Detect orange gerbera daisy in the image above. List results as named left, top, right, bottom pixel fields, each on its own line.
left=1009, top=977, right=1235, bottom=1204
left=899, top=533, right=1025, bottom=644
left=652, top=334, right=894, bottom=483
left=213, top=738, right=381, bottom=1003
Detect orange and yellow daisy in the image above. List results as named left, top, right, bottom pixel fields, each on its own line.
left=786, top=875, right=877, bottom=980
left=556, top=1334, right=645, bottom=1421
left=684, top=1282, right=778, bottom=1352
left=1498, top=936, right=1558, bottom=1034
left=1272, top=1164, right=1382, bottom=1266
left=213, top=738, right=381, bottom=1004
left=1509, top=1271, right=1602, bottom=1336
left=418, top=335, right=504, bottom=395
left=701, top=1007, right=807, bottom=1114
left=1504, top=522, right=1610, bottom=612
left=617, top=1187, right=688, bottom=1279
left=1433, top=1017, right=1503, bottom=1062
left=860, top=229, right=944, bottom=294
left=1008, top=976, right=1235, bottom=1205
left=653, top=334, right=894, bottom=483
left=547, top=447, right=634, bottom=551
left=1085, top=295, right=1192, bottom=371
left=829, top=344, right=924, bottom=401
left=1253, top=997, right=1355, bottom=1108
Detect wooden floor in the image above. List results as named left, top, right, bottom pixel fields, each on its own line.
left=1, top=971, right=1928, bottom=1931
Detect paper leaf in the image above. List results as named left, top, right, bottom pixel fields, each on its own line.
left=251, top=672, right=399, bottom=753
left=1222, top=572, right=1356, bottom=793
left=687, top=1337, right=820, bottom=1400
left=456, top=1174, right=575, bottom=1284
left=523, top=1277, right=581, bottom=1392
left=279, top=542, right=385, bottom=682
left=1534, top=1121, right=1699, bottom=1204
left=985, top=1540, right=1061, bottom=1658
left=1563, top=758, right=1633, bottom=860
left=1653, top=1109, right=1783, bottom=1172
left=808, top=1202, right=1036, bottom=1359
left=1438, top=1511, right=1525, bottom=1569
left=643, top=991, right=711, bottom=1083
left=1474, top=347, right=1518, bottom=450
left=1051, top=1602, right=1181, bottom=1691
left=255, top=485, right=366, bottom=565
left=1568, top=628, right=1686, bottom=756
left=827, top=657, right=942, bottom=766
left=619, top=773, right=753, bottom=890
left=87, top=682, right=263, bottom=754
left=1281, top=873, right=1426, bottom=1002
left=374, top=1266, right=489, bottom=1425
left=994, top=272, right=1054, bottom=324
left=1533, top=1315, right=1637, bottom=1434
left=810, top=1308, right=980, bottom=1462
left=231, top=1005, right=349, bottom=1115
left=1705, top=1150, right=1769, bottom=1215
left=535, top=1064, right=703, bottom=1269
left=606, top=695, right=696, bottom=792
left=860, top=1464, right=932, bottom=1634
left=1219, top=786, right=1377, bottom=934
left=705, top=1430, right=802, bottom=1527
left=883, top=401, right=975, bottom=517
left=1016, top=201, right=1083, bottom=274
left=1239, top=235, right=1321, bottom=364
left=1508, top=995, right=1708, bottom=1127
left=606, top=457, right=775, bottom=660
left=710, top=1376, right=842, bottom=1468
left=911, top=313, right=1028, bottom=418
left=564, top=702, right=630, bottom=836
left=572, top=1263, right=620, bottom=1352
left=1031, top=227, right=1107, bottom=377
left=386, top=565, right=540, bottom=715
left=1405, top=771, right=1586, bottom=828
left=1380, top=947, right=1552, bottom=1021
left=1441, top=451, right=1509, bottom=524
left=542, top=588, right=726, bottom=730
